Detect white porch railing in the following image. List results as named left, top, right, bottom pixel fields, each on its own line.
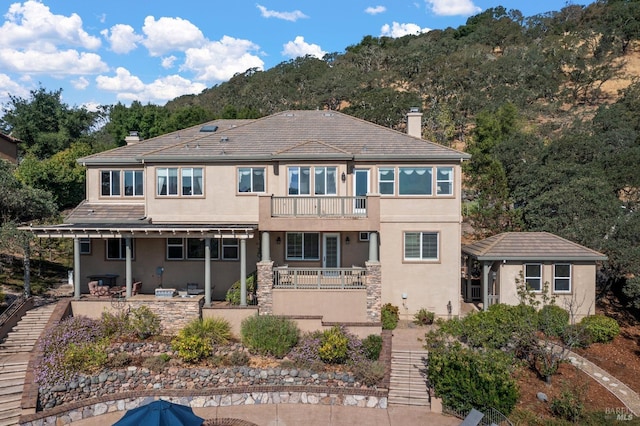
left=488, top=294, right=500, bottom=306
left=273, top=267, right=366, bottom=289
left=271, top=196, right=367, bottom=218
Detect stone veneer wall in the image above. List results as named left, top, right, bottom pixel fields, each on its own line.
left=365, top=261, right=382, bottom=322
left=127, top=298, right=204, bottom=333
left=20, top=390, right=388, bottom=425
left=256, top=261, right=274, bottom=315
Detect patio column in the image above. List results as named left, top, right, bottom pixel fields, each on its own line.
left=482, top=261, right=490, bottom=311
left=368, top=231, right=379, bottom=262
left=465, top=256, right=473, bottom=302
left=261, top=231, right=270, bottom=261
left=204, top=238, right=212, bottom=307
left=73, top=238, right=81, bottom=300
left=125, top=237, right=132, bottom=297
left=240, top=238, right=247, bottom=306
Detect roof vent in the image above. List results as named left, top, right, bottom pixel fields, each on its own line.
left=220, top=136, right=229, bottom=142
left=199, top=125, right=218, bottom=133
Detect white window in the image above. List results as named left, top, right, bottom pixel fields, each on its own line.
left=314, top=167, right=337, bottom=195
left=436, top=167, right=454, bottom=196
left=379, top=168, right=395, bottom=195
left=238, top=167, right=265, bottom=193
left=157, top=168, right=178, bottom=196
left=106, top=239, right=134, bottom=260
left=222, top=238, right=239, bottom=260
left=288, top=167, right=311, bottom=195
left=167, top=238, right=184, bottom=260
left=123, top=170, right=144, bottom=196
left=524, top=264, right=542, bottom=292
left=286, top=232, right=320, bottom=260
left=404, top=232, right=439, bottom=261
left=554, top=264, right=571, bottom=293
left=79, top=238, right=91, bottom=254
left=399, top=167, right=433, bottom=195
left=101, top=170, right=121, bottom=196
left=181, top=168, right=203, bottom=196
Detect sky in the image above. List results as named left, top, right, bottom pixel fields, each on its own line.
left=0, top=0, right=593, bottom=111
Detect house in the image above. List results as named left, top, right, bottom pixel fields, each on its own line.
left=0, top=133, right=20, bottom=163
left=461, top=232, right=607, bottom=319
left=23, top=109, right=471, bottom=332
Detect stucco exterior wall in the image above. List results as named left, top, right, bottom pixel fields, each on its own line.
left=272, top=289, right=368, bottom=322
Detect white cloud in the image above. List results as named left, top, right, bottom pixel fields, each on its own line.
left=281, top=36, right=326, bottom=60
left=102, top=24, right=142, bottom=54
left=141, top=16, right=205, bottom=56
left=0, top=48, right=107, bottom=75
left=0, top=73, right=29, bottom=106
left=81, top=101, right=101, bottom=112
left=365, top=6, right=386, bottom=15
left=425, top=0, right=481, bottom=16
left=381, top=22, right=430, bottom=38
left=182, top=36, right=264, bottom=82
left=161, top=56, right=177, bottom=69
left=96, top=67, right=145, bottom=92
left=0, top=1, right=100, bottom=50
left=256, top=5, right=308, bottom=22
left=71, top=76, right=89, bottom=90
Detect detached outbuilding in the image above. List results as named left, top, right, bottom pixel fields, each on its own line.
left=462, top=232, right=607, bottom=319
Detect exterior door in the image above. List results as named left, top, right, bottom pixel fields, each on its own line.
left=353, top=169, right=370, bottom=213
left=323, top=233, right=340, bottom=269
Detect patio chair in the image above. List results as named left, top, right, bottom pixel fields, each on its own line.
left=132, top=281, right=142, bottom=295
left=89, top=281, right=109, bottom=297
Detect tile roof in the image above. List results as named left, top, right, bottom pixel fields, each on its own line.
left=79, top=110, right=469, bottom=165
left=65, top=201, right=147, bottom=224
left=462, top=232, right=607, bottom=261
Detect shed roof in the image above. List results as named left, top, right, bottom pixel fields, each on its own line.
left=462, top=232, right=607, bottom=262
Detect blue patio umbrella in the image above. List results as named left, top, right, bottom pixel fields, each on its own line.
left=113, top=400, right=204, bottom=426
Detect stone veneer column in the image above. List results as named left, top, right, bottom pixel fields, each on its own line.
left=257, top=260, right=274, bottom=315
left=365, top=261, right=382, bottom=322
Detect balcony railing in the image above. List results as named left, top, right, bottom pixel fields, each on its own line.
left=273, top=267, right=366, bottom=289
left=271, top=196, right=367, bottom=218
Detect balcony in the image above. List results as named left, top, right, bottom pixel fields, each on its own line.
left=273, top=266, right=366, bottom=289
left=258, top=194, right=380, bottom=232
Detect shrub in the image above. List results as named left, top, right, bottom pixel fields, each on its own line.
left=562, top=323, right=591, bottom=348
left=580, top=315, right=620, bottom=344
left=143, top=354, right=170, bottom=371
left=100, top=309, right=132, bottom=338
left=109, top=352, right=132, bottom=368
left=288, top=331, right=323, bottom=367
left=129, top=306, right=162, bottom=339
left=63, top=339, right=108, bottom=373
left=413, top=308, right=435, bottom=326
left=318, top=326, right=350, bottom=364
left=550, top=381, right=585, bottom=422
left=181, top=317, right=232, bottom=345
left=381, top=303, right=399, bottom=330
left=538, top=304, right=569, bottom=338
left=226, top=271, right=257, bottom=305
left=362, top=334, right=383, bottom=360
left=352, top=360, right=386, bottom=386
left=241, top=315, right=299, bottom=358
left=427, top=344, right=518, bottom=415
left=228, top=350, right=250, bottom=366
left=172, top=334, right=212, bottom=363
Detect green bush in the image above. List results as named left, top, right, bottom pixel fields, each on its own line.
left=241, top=315, right=299, bottom=358
left=362, top=334, right=383, bottom=360
left=172, top=334, right=212, bottom=363
left=413, top=308, right=435, bottom=325
left=562, top=323, right=591, bottom=348
left=142, top=354, right=171, bottom=371
left=352, top=360, right=386, bottom=386
left=109, top=352, right=132, bottom=368
left=182, top=317, right=232, bottom=345
left=318, top=326, right=350, bottom=364
left=129, top=306, right=162, bottom=339
left=100, top=309, right=132, bottom=337
left=538, top=304, right=569, bottom=338
left=550, top=381, right=585, bottom=422
left=455, top=303, right=537, bottom=349
left=580, top=315, right=620, bottom=343
left=428, top=344, right=518, bottom=415
left=63, top=339, right=108, bottom=373
left=228, top=350, right=250, bottom=366
left=381, top=303, right=399, bottom=330
left=225, top=271, right=257, bottom=305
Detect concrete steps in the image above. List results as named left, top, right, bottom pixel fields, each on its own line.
left=0, top=303, right=56, bottom=426
left=388, top=349, right=430, bottom=407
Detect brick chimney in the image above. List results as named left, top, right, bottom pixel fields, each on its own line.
left=406, top=107, right=423, bottom=139
left=125, top=131, right=142, bottom=146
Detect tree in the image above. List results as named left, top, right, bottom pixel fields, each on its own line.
left=0, top=160, right=56, bottom=224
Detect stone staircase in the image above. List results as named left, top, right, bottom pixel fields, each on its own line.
left=388, top=349, right=430, bottom=407
left=0, top=303, right=56, bottom=426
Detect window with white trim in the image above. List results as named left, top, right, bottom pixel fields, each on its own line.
left=165, top=238, right=223, bottom=260
left=106, top=239, right=134, bottom=260
left=524, top=264, right=542, bottom=292
left=101, top=170, right=121, bottom=196
left=167, top=238, right=184, bottom=260
left=288, top=167, right=311, bottom=195
left=379, top=168, right=395, bottom=195
left=404, top=232, right=438, bottom=261
left=286, top=232, right=320, bottom=260
left=181, top=168, right=203, bottom=195
left=157, top=168, right=178, bottom=196
left=436, top=167, right=453, bottom=196
left=314, top=167, right=337, bottom=195
left=222, top=238, right=239, bottom=260
left=399, top=167, right=433, bottom=195
left=238, top=167, right=265, bottom=193
left=123, top=170, right=144, bottom=196
left=554, top=264, right=571, bottom=293
left=79, top=238, right=91, bottom=254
